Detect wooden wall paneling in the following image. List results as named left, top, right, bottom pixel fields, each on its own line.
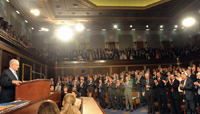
left=74, top=68, right=90, bottom=75
left=19, top=57, right=33, bottom=81
left=48, top=68, right=55, bottom=79
left=34, top=63, right=41, bottom=79
left=64, top=68, right=74, bottom=76
left=1, top=50, right=17, bottom=73
left=112, top=67, right=125, bottom=74
left=128, top=66, right=144, bottom=71
left=92, top=68, right=110, bottom=74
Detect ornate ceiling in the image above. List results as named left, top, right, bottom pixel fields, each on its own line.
left=9, top=0, right=199, bottom=30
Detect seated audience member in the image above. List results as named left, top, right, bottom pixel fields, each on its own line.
left=38, top=100, right=60, bottom=114
left=50, top=85, right=54, bottom=92
left=72, top=90, right=82, bottom=110
left=61, top=86, right=68, bottom=106
left=55, top=82, right=61, bottom=91
left=61, top=94, right=81, bottom=114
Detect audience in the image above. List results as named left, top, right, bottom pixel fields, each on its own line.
left=37, top=100, right=60, bottom=114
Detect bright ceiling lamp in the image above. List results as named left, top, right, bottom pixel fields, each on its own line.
left=56, top=26, right=74, bottom=41
left=182, top=17, right=196, bottom=27
left=30, top=9, right=40, bottom=16
left=75, top=23, right=85, bottom=32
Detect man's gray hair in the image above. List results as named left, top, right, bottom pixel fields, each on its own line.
left=9, top=59, right=18, bottom=66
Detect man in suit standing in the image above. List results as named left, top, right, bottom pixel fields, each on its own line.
left=116, top=79, right=125, bottom=110
left=0, top=59, right=22, bottom=103
left=98, top=79, right=106, bottom=109
left=107, top=78, right=116, bottom=109
left=78, top=79, right=87, bottom=96
left=154, top=72, right=168, bottom=114
left=124, top=76, right=133, bottom=112
left=187, top=69, right=197, bottom=83
left=180, top=73, right=196, bottom=114
left=164, top=74, right=181, bottom=114
left=142, top=73, right=155, bottom=114
left=194, top=73, right=200, bottom=108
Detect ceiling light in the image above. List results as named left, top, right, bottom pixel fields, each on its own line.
left=25, top=20, right=28, bottom=23
left=102, top=29, right=106, bottom=31
left=173, top=29, right=177, bottom=31
left=31, top=27, right=34, bottom=30
left=75, top=23, right=85, bottom=32
left=130, top=25, right=133, bottom=28
left=39, top=27, right=49, bottom=32
left=160, top=25, right=163, bottom=28
left=174, top=25, right=178, bottom=28
left=117, top=29, right=121, bottom=31
left=16, top=10, right=20, bottom=14
left=132, top=29, right=135, bottom=31
left=30, top=9, right=40, bottom=16
left=86, top=29, right=90, bottom=31
left=160, top=29, right=163, bottom=31
left=182, top=17, right=196, bottom=27
left=181, top=27, right=184, bottom=29
left=146, top=29, right=150, bottom=31
left=146, top=25, right=149, bottom=28
left=6, top=0, right=9, bottom=2
left=113, top=25, right=118, bottom=29
left=56, top=26, right=73, bottom=41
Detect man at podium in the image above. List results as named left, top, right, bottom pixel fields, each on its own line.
left=0, top=59, right=22, bottom=103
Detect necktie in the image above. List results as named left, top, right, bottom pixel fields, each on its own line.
left=171, top=80, right=174, bottom=92
left=183, top=80, right=186, bottom=95
left=158, top=78, right=160, bottom=82
left=14, top=71, right=18, bottom=80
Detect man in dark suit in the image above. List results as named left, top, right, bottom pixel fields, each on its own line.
left=154, top=72, right=168, bottom=114
left=116, top=79, right=125, bottom=110
left=107, top=78, right=116, bottom=109
left=77, top=79, right=87, bottom=96
left=98, top=79, right=106, bottom=109
left=180, top=73, right=196, bottom=114
left=164, top=74, right=181, bottom=114
left=0, top=59, right=22, bottom=103
left=136, top=74, right=144, bottom=104
left=187, top=69, right=197, bottom=83
left=194, top=73, right=200, bottom=108
left=142, top=73, right=155, bottom=114
left=87, top=77, right=94, bottom=96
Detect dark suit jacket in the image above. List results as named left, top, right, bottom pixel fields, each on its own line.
left=156, top=77, right=167, bottom=96
left=181, top=78, right=195, bottom=100
left=166, top=79, right=180, bottom=99
left=188, top=74, right=197, bottom=83
left=77, top=82, right=87, bottom=96
left=98, top=83, right=106, bottom=95
left=0, top=69, right=18, bottom=103
left=142, top=79, right=155, bottom=97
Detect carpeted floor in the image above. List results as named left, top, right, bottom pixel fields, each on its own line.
left=103, top=106, right=160, bottom=114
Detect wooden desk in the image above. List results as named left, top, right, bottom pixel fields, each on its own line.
left=81, top=97, right=105, bottom=114
left=0, top=91, right=61, bottom=114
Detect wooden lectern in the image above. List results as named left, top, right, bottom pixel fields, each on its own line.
left=0, top=79, right=61, bottom=114
left=15, top=79, right=50, bottom=101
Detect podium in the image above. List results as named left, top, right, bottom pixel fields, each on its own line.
left=15, top=79, right=50, bottom=101
left=0, top=79, right=61, bottom=114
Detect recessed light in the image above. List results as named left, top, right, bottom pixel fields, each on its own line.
left=113, top=25, right=118, bottom=29
left=86, top=29, right=90, bottom=31
left=146, top=25, right=149, bottom=28
left=25, top=20, right=28, bottom=23
left=102, top=29, right=106, bottom=31
left=173, top=29, right=177, bottom=31
left=160, top=25, right=163, bottom=28
left=131, top=29, right=135, bottom=31
left=146, top=29, right=150, bottom=30
left=117, top=29, right=121, bottom=31
left=130, top=25, right=133, bottom=28
left=31, top=27, right=34, bottom=30
left=16, top=10, right=20, bottom=14
left=6, top=0, right=9, bottom=2
left=30, top=9, right=40, bottom=16
left=160, top=29, right=163, bottom=31
left=174, top=25, right=178, bottom=28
